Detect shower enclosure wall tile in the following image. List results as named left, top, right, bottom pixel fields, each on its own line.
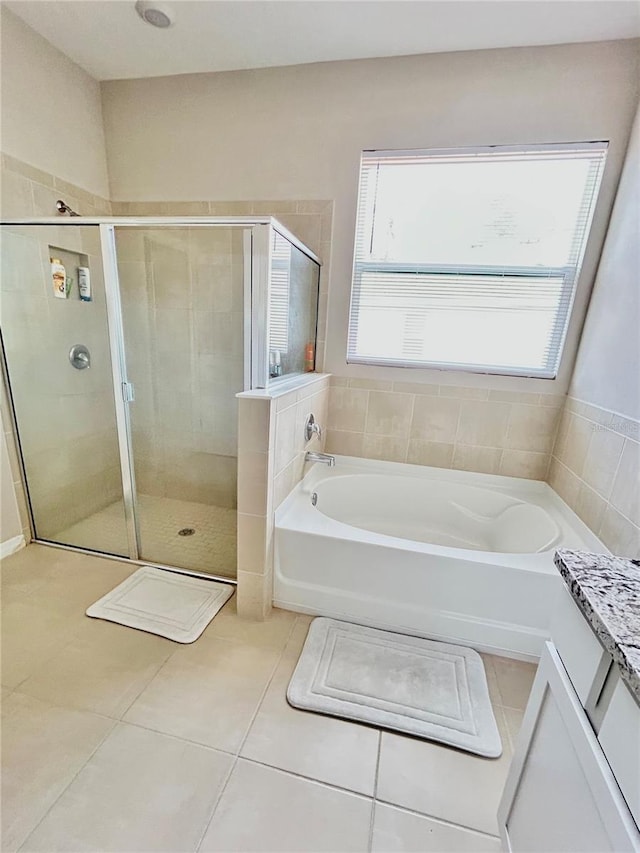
left=0, top=169, right=35, bottom=218
left=117, top=224, right=243, bottom=512
left=1, top=155, right=115, bottom=545
left=1, top=154, right=112, bottom=218
left=2, top=153, right=55, bottom=188
left=1, top=258, right=121, bottom=533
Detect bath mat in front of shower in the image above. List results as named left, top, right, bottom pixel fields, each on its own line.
left=86, top=566, right=234, bottom=643
left=287, top=618, right=502, bottom=757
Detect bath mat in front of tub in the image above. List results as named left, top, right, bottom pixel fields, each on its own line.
left=287, top=618, right=502, bottom=757
left=86, top=566, right=234, bottom=643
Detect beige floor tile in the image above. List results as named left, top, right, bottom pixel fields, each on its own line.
left=479, top=653, right=503, bottom=708
left=199, top=759, right=372, bottom=852
left=240, top=628, right=379, bottom=795
left=20, top=723, right=233, bottom=852
left=2, top=543, right=113, bottom=583
left=17, top=618, right=174, bottom=718
left=377, top=714, right=512, bottom=836
left=501, top=706, right=525, bottom=753
left=0, top=561, right=49, bottom=604
left=292, top=612, right=315, bottom=628
left=489, top=655, right=537, bottom=710
left=124, top=636, right=281, bottom=752
left=371, top=803, right=501, bottom=852
left=1, top=693, right=114, bottom=852
left=34, top=560, right=134, bottom=617
left=0, top=601, right=83, bottom=689
left=201, top=598, right=297, bottom=650
left=0, top=544, right=65, bottom=587
left=1, top=545, right=134, bottom=615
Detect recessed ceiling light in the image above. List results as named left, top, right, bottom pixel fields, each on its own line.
left=135, top=1, right=173, bottom=29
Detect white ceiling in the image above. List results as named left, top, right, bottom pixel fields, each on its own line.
left=6, top=0, right=640, bottom=81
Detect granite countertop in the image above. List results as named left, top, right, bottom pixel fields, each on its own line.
left=554, top=549, right=640, bottom=705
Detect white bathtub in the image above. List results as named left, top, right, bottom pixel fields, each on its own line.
left=273, top=456, right=607, bottom=660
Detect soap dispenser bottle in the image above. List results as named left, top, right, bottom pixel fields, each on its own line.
left=51, top=258, right=68, bottom=298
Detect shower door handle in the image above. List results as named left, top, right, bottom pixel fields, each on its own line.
left=121, top=381, right=135, bottom=403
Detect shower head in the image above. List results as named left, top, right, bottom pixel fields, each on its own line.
left=135, top=1, right=173, bottom=28
left=56, top=199, right=80, bottom=217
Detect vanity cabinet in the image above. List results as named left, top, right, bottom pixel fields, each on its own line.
left=598, top=672, right=640, bottom=829
left=498, top=580, right=640, bottom=852
left=498, top=643, right=639, bottom=852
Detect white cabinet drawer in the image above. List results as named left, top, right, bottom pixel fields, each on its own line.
left=599, top=676, right=640, bottom=829
left=551, top=584, right=610, bottom=705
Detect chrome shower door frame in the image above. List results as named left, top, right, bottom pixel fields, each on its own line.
left=99, top=218, right=260, bottom=570
left=100, top=223, right=140, bottom=560
left=0, top=215, right=320, bottom=581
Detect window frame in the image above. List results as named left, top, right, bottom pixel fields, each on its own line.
left=347, top=142, right=608, bottom=380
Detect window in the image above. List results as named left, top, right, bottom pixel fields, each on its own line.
left=268, top=230, right=292, bottom=355
left=347, top=143, right=608, bottom=378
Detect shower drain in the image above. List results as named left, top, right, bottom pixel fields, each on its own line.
left=178, top=527, right=196, bottom=537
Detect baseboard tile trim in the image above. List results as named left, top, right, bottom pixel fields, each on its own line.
left=0, top=534, right=26, bottom=559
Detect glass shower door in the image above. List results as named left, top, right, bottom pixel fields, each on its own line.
left=0, top=224, right=130, bottom=556
left=114, top=225, right=246, bottom=578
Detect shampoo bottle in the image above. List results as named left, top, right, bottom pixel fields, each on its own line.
left=51, top=258, right=68, bottom=299
left=78, top=267, right=92, bottom=302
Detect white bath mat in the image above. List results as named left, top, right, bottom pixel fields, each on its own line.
left=86, top=566, right=234, bottom=643
left=287, top=618, right=502, bottom=757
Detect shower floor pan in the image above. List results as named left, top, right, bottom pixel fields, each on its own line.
left=53, top=494, right=236, bottom=578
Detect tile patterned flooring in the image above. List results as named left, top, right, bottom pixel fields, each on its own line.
left=1, top=544, right=537, bottom=852
left=54, top=494, right=237, bottom=578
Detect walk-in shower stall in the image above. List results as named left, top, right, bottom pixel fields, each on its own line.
left=0, top=218, right=320, bottom=581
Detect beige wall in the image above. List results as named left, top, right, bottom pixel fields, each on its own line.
left=102, top=40, right=640, bottom=393
left=0, top=8, right=110, bottom=199
left=569, top=105, right=640, bottom=422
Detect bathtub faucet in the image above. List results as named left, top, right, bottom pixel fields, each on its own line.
left=305, top=451, right=335, bottom=467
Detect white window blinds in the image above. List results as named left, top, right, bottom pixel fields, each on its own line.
left=347, top=143, right=608, bottom=378
left=268, top=231, right=292, bottom=354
